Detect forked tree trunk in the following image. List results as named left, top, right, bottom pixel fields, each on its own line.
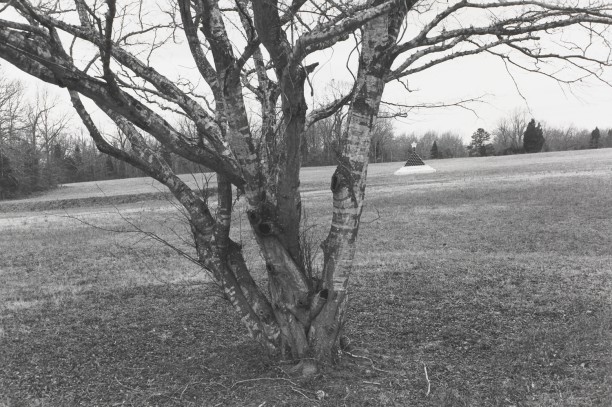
left=4, top=0, right=612, bottom=377
left=230, top=8, right=407, bottom=369
left=73, top=8, right=402, bottom=372
left=0, top=0, right=406, bottom=374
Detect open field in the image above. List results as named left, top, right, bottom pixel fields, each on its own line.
left=1, top=149, right=611, bottom=406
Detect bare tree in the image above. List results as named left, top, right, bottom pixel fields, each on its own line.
left=494, top=108, right=529, bottom=154
left=438, top=132, right=468, bottom=158
left=543, top=124, right=591, bottom=151
left=0, top=74, right=24, bottom=197
left=1, top=0, right=612, bottom=373
left=0, top=74, right=25, bottom=152
left=369, top=116, right=394, bottom=162
left=302, top=107, right=347, bottom=166
left=0, top=74, right=24, bottom=143
left=26, top=90, right=72, bottom=187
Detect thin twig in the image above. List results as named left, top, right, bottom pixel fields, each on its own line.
left=423, top=362, right=431, bottom=396
left=361, top=207, right=381, bottom=225
left=290, top=386, right=314, bottom=401
left=343, top=351, right=392, bottom=373
left=114, top=376, right=139, bottom=392
left=179, top=380, right=194, bottom=400
left=231, top=377, right=298, bottom=388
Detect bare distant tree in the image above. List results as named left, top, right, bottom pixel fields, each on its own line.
left=26, top=91, right=72, bottom=187
left=2, top=0, right=612, bottom=373
left=437, top=132, right=468, bottom=158
left=0, top=74, right=24, bottom=147
left=369, top=116, right=395, bottom=162
left=494, top=108, right=529, bottom=154
left=302, top=108, right=347, bottom=166
left=0, top=74, right=24, bottom=197
left=543, top=125, right=591, bottom=151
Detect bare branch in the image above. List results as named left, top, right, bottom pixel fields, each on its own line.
left=388, top=0, right=612, bottom=86
left=388, top=35, right=535, bottom=81
left=379, top=94, right=487, bottom=118
left=306, top=88, right=354, bottom=129
left=292, top=0, right=400, bottom=63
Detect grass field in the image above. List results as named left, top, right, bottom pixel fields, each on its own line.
left=1, top=149, right=611, bottom=406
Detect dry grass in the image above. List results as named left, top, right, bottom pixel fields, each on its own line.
left=1, top=149, right=611, bottom=406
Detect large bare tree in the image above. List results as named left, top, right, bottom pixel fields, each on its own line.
left=1, top=0, right=611, bottom=373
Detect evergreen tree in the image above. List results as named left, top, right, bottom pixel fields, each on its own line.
left=51, top=143, right=65, bottom=183
left=64, top=145, right=82, bottom=182
left=589, top=127, right=600, bottom=149
left=0, top=150, right=18, bottom=199
left=74, top=145, right=85, bottom=180
left=105, top=155, right=115, bottom=178
left=523, top=119, right=545, bottom=153
left=430, top=140, right=439, bottom=159
left=468, top=128, right=492, bottom=156
left=22, top=140, right=40, bottom=192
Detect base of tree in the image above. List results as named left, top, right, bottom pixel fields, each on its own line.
left=285, top=359, right=320, bottom=377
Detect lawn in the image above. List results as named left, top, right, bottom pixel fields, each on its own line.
left=1, top=149, right=611, bottom=406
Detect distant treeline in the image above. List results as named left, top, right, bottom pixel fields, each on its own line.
left=0, top=76, right=204, bottom=200
left=2, top=75, right=610, bottom=200
left=301, top=108, right=468, bottom=166
left=465, top=109, right=612, bottom=157
left=302, top=106, right=612, bottom=165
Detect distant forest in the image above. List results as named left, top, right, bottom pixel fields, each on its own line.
left=1, top=77, right=610, bottom=200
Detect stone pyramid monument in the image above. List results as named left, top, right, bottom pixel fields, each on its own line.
left=394, top=142, right=436, bottom=175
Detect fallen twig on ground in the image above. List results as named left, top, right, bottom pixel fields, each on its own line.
left=423, top=362, right=431, bottom=396
left=230, top=377, right=298, bottom=389
left=343, top=350, right=393, bottom=374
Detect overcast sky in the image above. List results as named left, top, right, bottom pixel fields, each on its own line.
left=2, top=1, right=612, bottom=144
left=391, top=55, right=612, bottom=139
left=310, top=42, right=612, bottom=142
left=4, top=50, right=610, bottom=144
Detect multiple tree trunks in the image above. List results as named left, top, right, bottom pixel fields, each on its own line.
left=0, top=0, right=411, bottom=371
left=2, top=0, right=612, bottom=374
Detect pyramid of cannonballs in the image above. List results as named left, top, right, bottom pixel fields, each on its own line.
left=394, top=142, right=436, bottom=175
left=403, top=151, right=426, bottom=166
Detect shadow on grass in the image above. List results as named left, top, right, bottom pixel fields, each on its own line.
left=1, top=271, right=611, bottom=406
left=0, top=284, right=279, bottom=406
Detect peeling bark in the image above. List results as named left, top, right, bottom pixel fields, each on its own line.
left=2, top=0, right=604, bottom=372
left=309, top=5, right=408, bottom=363
left=0, top=0, right=408, bottom=369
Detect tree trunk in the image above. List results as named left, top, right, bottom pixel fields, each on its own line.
left=0, top=0, right=409, bottom=374
left=218, top=6, right=410, bottom=370
left=306, top=5, right=407, bottom=364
